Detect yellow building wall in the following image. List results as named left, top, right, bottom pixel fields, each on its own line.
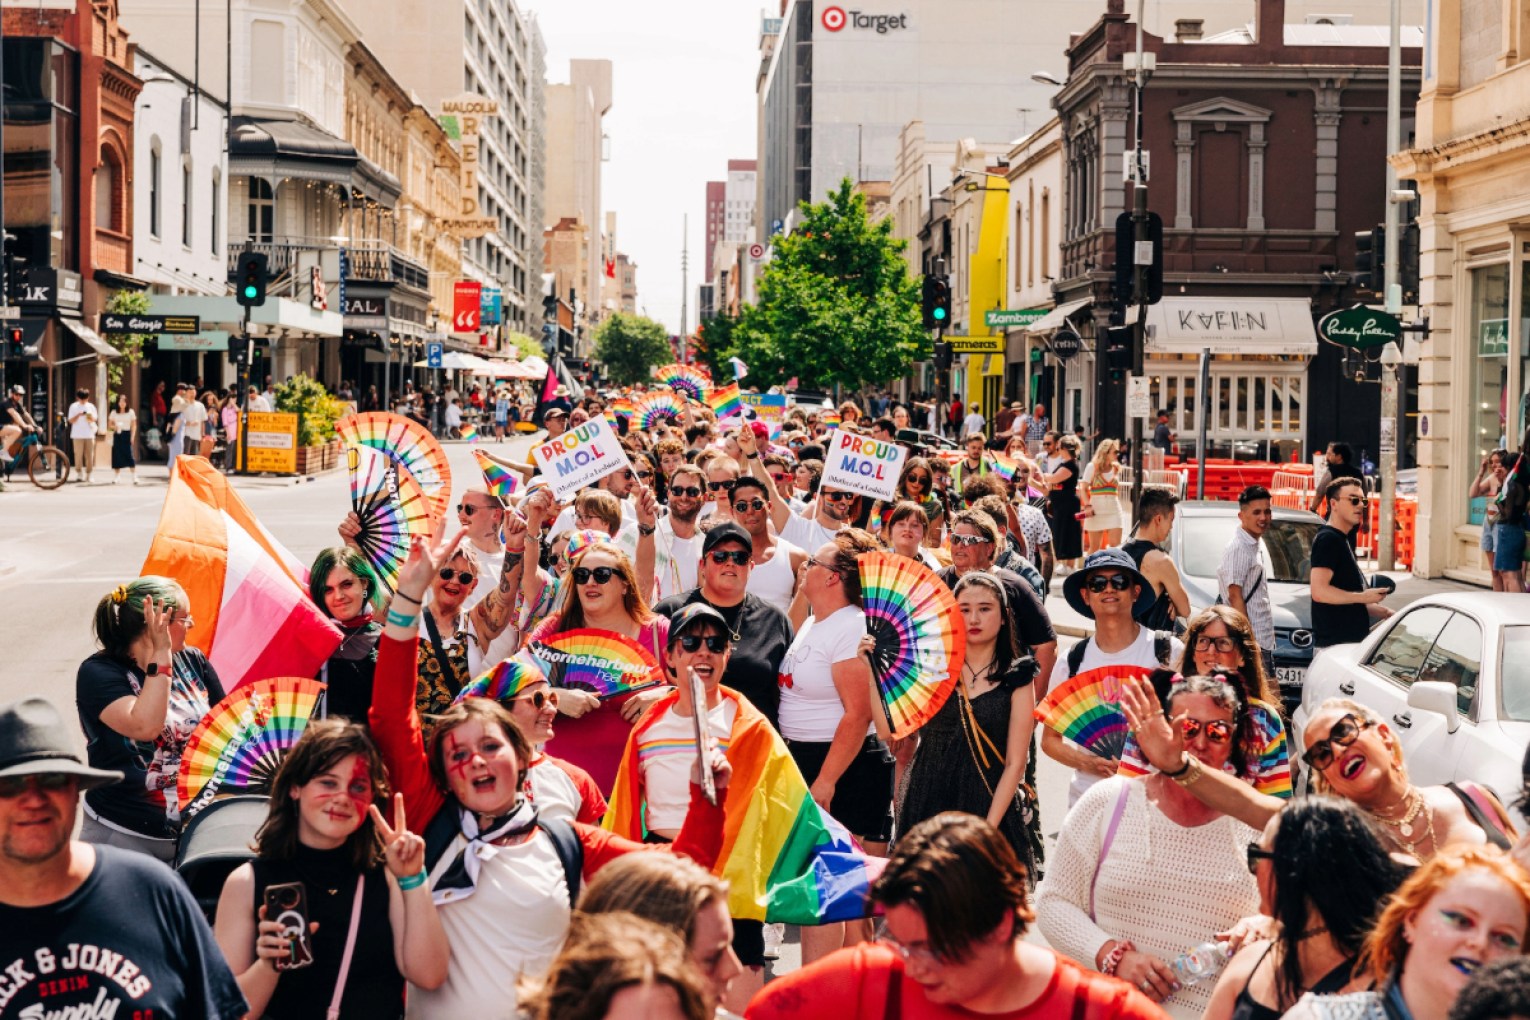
left=965, top=180, right=1010, bottom=425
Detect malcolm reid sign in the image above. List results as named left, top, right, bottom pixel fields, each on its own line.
left=439, top=94, right=501, bottom=238
left=1317, top=305, right=1403, bottom=352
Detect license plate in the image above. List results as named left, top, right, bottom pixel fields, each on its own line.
left=1275, top=666, right=1306, bottom=685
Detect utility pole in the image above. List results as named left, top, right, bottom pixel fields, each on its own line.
left=1128, top=0, right=1151, bottom=518
left=1378, top=0, right=1402, bottom=571
left=679, top=214, right=689, bottom=363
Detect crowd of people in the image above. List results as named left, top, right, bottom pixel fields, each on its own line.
left=3, top=383, right=1530, bottom=1020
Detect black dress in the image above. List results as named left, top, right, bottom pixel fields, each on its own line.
left=1049, top=460, right=1083, bottom=560
left=321, top=621, right=381, bottom=723
left=899, top=664, right=1040, bottom=875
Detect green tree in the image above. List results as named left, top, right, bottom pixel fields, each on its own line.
left=693, top=310, right=739, bottom=382
left=594, top=312, right=674, bottom=385
left=502, top=330, right=544, bottom=361
left=103, top=290, right=154, bottom=394
left=726, top=179, right=923, bottom=390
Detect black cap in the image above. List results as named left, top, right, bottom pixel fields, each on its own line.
left=701, top=521, right=753, bottom=557
left=667, top=603, right=732, bottom=648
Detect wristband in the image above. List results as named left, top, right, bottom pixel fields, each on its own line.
left=1172, top=755, right=1204, bottom=787
left=746, top=453, right=760, bottom=460
left=637, top=523, right=656, bottom=536
left=1161, top=754, right=1193, bottom=779
left=392, top=591, right=422, bottom=606
left=397, top=868, right=429, bottom=891
left=386, top=608, right=419, bottom=628
left=1100, top=940, right=1134, bottom=976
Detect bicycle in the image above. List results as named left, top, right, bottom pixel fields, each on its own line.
left=1, top=429, right=71, bottom=489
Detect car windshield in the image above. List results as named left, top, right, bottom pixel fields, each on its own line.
left=1180, top=515, right=1320, bottom=583
left=1502, top=627, right=1530, bottom=722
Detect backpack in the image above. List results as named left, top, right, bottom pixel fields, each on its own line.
left=423, top=806, right=585, bottom=904
left=1067, top=630, right=1173, bottom=678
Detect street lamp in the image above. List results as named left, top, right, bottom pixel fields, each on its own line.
left=1378, top=341, right=1403, bottom=570
left=1030, top=71, right=1063, bottom=87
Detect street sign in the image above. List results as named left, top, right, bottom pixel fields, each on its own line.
left=748, top=243, right=765, bottom=259
left=926, top=335, right=1004, bottom=354
left=244, top=412, right=299, bottom=474
left=453, top=281, right=482, bottom=332
left=1317, top=304, right=1403, bottom=351
left=427, top=341, right=444, bottom=369
left=1127, top=376, right=1152, bottom=419
left=984, top=308, right=1046, bottom=329
left=1051, top=326, right=1082, bottom=360
left=100, top=313, right=200, bottom=335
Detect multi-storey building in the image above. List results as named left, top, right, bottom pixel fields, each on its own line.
left=544, top=59, right=611, bottom=334
left=704, top=180, right=726, bottom=282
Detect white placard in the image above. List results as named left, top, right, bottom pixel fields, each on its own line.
left=530, top=416, right=631, bottom=501
left=1127, top=376, right=1152, bottom=420
left=821, top=429, right=908, bottom=502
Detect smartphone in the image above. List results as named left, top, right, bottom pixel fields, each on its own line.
left=263, top=882, right=314, bottom=971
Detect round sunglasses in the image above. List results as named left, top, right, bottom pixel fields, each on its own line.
left=1179, top=718, right=1234, bottom=744
left=1301, top=714, right=1372, bottom=771
left=438, top=568, right=476, bottom=584
left=732, top=498, right=767, bottom=513
left=511, top=689, right=560, bottom=711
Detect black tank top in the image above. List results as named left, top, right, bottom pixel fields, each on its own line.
left=1230, top=943, right=1356, bottom=1020
left=1122, top=538, right=1175, bottom=630
left=250, top=844, right=404, bottom=1019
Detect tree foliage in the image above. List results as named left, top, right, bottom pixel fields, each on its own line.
left=723, top=179, right=923, bottom=390
left=503, top=330, right=544, bottom=361
left=594, top=312, right=674, bottom=385
left=692, top=310, right=739, bottom=382
left=104, top=290, right=154, bottom=394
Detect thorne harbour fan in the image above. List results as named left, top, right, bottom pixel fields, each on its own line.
left=177, top=677, right=326, bottom=816
left=856, top=551, right=966, bottom=740
left=336, top=411, right=453, bottom=519
left=524, top=628, right=663, bottom=699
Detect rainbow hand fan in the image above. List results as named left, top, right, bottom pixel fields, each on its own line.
left=856, top=551, right=966, bottom=740
left=454, top=655, right=549, bottom=705
left=654, top=363, right=711, bottom=401
left=177, top=677, right=326, bottom=814
left=706, top=382, right=744, bottom=421
left=335, top=411, right=453, bottom=519
left=349, top=446, right=434, bottom=592
left=1033, top=665, right=1150, bottom=761
left=633, top=392, right=683, bottom=429
left=525, top=628, right=663, bottom=699
left=472, top=448, right=520, bottom=500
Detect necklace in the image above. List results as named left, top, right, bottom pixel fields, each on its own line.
left=702, top=596, right=744, bottom=642
left=1367, top=787, right=1438, bottom=859
left=1371, top=786, right=1425, bottom=838
left=962, top=657, right=997, bottom=692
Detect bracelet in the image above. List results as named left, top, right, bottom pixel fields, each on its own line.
left=746, top=453, right=760, bottom=460
left=1172, top=755, right=1204, bottom=787
left=1161, top=754, right=1193, bottom=780
left=392, top=591, right=422, bottom=606
left=397, top=868, right=429, bottom=891
left=637, top=523, right=656, bottom=536
left=1100, top=939, right=1134, bottom=976
left=386, top=608, right=419, bottom=628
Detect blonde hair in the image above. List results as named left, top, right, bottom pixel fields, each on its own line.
left=1304, top=697, right=1403, bottom=796
left=523, top=912, right=712, bottom=1020
left=578, top=854, right=729, bottom=944
left=1090, top=439, right=1120, bottom=473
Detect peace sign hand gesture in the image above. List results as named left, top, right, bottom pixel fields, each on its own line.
left=369, top=793, right=427, bottom=881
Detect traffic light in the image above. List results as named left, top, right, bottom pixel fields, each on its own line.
left=921, top=275, right=951, bottom=330
left=235, top=251, right=269, bottom=308
left=1399, top=222, right=1420, bottom=305
left=1114, top=211, right=1164, bottom=306
left=4, top=326, right=39, bottom=360
left=1103, top=325, right=1134, bottom=382
left=227, top=335, right=249, bottom=365
left=1354, top=226, right=1384, bottom=294
left=932, top=340, right=953, bottom=371
left=541, top=323, right=556, bottom=352
left=542, top=292, right=558, bottom=321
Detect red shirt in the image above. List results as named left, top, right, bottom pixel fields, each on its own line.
left=746, top=944, right=1167, bottom=1020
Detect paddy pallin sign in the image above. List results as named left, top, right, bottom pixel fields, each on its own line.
left=823, top=430, right=908, bottom=502
left=531, top=416, right=631, bottom=501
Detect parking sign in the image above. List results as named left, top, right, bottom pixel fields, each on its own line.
left=427, top=341, right=444, bottom=369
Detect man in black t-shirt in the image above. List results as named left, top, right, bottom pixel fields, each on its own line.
left=1310, top=477, right=1391, bottom=647
left=0, top=697, right=245, bottom=1019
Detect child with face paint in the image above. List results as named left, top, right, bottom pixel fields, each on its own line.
left=213, top=719, right=450, bottom=1018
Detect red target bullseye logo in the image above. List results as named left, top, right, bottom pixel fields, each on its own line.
left=821, top=6, right=847, bottom=31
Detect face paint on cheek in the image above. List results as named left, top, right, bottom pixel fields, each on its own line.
left=443, top=732, right=472, bottom=781
left=349, top=757, right=374, bottom=814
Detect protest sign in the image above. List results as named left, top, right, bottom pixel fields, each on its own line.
left=742, top=393, right=787, bottom=433
left=821, top=428, right=907, bottom=502
left=530, top=416, right=630, bottom=500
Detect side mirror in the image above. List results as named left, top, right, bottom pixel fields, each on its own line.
left=1368, top=574, right=1397, bottom=593
left=1407, top=680, right=1461, bottom=734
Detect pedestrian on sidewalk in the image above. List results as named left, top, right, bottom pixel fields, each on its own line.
left=220, top=393, right=241, bottom=473
left=66, top=387, right=98, bottom=482
left=1081, top=439, right=1125, bottom=554
left=962, top=402, right=986, bottom=440
left=180, top=388, right=208, bottom=460
left=1121, top=486, right=1190, bottom=631
left=1041, top=434, right=1084, bottom=570
left=1491, top=426, right=1530, bottom=593
left=166, top=382, right=188, bottom=462
left=108, top=392, right=139, bottom=484
left=1309, top=478, right=1390, bottom=648
left=1217, top=485, right=1276, bottom=675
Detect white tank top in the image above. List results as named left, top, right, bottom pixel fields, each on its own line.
left=748, top=536, right=800, bottom=614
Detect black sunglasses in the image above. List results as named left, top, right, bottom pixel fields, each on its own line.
left=1301, top=714, right=1373, bottom=771
left=1245, top=842, right=1276, bottom=875
left=671, top=485, right=703, bottom=498
left=732, top=498, right=767, bottom=512
left=458, top=502, right=497, bottom=516
left=707, top=480, right=736, bottom=492
left=678, top=634, right=729, bottom=653
left=905, top=474, right=931, bottom=486
left=0, top=773, right=74, bottom=799
left=635, top=470, right=654, bottom=480
left=1085, top=573, right=1132, bottom=593
left=573, top=566, right=619, bottom=585
left=822, top=491, right=854, bottom=502
left=708, top=549, right=750, bottom=566
left=438, top=568, right=476, bottom=584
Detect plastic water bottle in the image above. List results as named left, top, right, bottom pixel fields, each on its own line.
left=1171, top=941, right=1232, bottom=987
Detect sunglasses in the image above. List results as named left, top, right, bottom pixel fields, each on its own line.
left=512, top=689, right=560, bottom=711
left=0, top=773, right=74, bottom=799
left=822, top=491, right=854, bottom=502
left=732, top=498, right=767, bottom=512
left=707, top=481, right=736, bottom=492
left=809, top=558, right=841, bottom=575
left=1245, top=842, right=1276, bottom=875
left=635, top=470, right=654, bottom=480
left=769, top=472, right=792, bottom=482
left=708, top=549, right=750, bottom=566
left=905, top=474, right=931, bottom=486
left=1085, top=573, right=1132, bottom=593
left=573, top=566, right=619, bottom=585
left=678, top=634, right=729, bottom=653
left=438, top=569, right=476, bottom=584
left=1301, top=714, right=1373, bottom=771
left=547, top=554, right=565, bottom=569
left=950, top=534, right=990, bottom=547
left=671, top=485, right=703, bottom=498
left=1180, top=718, right=1235, bottom=744
left=1193, top=636, right=1237, bottom=653
left=1341, top=495, right=1368, bottom=506
left=458, top=502, right=497, bottom=516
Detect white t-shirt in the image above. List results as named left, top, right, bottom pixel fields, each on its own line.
left=655, top=523, right=700, bottom=601
left=461, top=541, right=506, bottom=613
left=179, top=400, right=208, bottom=440
left=108, top=409, right=135, bottom=434
left=445, top=403, right=463, bottom=428
left=778, top=604, right=867, bottom=741
left=963, top=412, right=985, bottom=437
left=637, top=698, right=737, bottom=832
left=781, top=511, right=841, bottom=555
left=1048, top=626, right=1184, bottom=804
left=67, top=401, right=98, bottom=440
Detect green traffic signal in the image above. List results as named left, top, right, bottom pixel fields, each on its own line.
left=243, top=284, right=257, bottom=298
left=932, top=307, right=947, bottom=321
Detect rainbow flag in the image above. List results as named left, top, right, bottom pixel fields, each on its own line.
left=605, top=687, right=883, bottom=924
left=459, top=424, right=480, bottom=443
left=604, top=410, right=621, bottom=431
left=989, top=455, right=1020, bottom=483
left=612, top=398, right=636, bottom=419
left=707, top=382, right=744, bottom=421
left=819, top=411, right=842, bottom=426
left=472, top=449, right=519, bottom=500
left=142, top=457, right=343, bottom=691
left=1117, top=698, right=1293, bottom=799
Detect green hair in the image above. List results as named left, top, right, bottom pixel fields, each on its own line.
left=307, top=547, right=384, bottom=619
left=93, top=576, right=185, bottom=661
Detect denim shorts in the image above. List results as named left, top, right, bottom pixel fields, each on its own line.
left=1481, top=520, right=1498, bottom=553
left=1493, top=522, right=1526, bottom=572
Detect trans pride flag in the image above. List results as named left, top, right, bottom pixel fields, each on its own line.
left=141, top=457, right=342, bottom=690
left=605, top=687, right=883, bottom=924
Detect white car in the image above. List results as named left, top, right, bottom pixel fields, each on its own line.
left=1293, top=592, right=1530, bottom=820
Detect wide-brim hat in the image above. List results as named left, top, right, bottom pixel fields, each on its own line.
left=1063, top=548, right=1157, bottom=620
left=0, top=697, right=123, bottom=791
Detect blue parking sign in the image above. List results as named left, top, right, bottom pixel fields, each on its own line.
left=427, top=341, right=444, bottom=369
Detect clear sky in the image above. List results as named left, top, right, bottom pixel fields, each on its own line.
left=533, top=0, right=763, bottom=335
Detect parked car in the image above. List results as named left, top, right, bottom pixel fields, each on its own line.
left=1292, top=592, right=1530, bottom=820
left=1167, top=501, right=1325, bottom=710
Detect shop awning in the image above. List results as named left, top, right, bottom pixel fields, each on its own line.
left=1023, top=298, right=1092, bottom=334
left=1134, top=297, right=1319, bottom=356
left=59, top=318, right=121, bottom=359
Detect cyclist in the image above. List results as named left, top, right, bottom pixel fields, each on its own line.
left=0, top=383, right=38, bottom=463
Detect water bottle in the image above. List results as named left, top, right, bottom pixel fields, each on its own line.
left=1171, top=941, right=1231, bottom=987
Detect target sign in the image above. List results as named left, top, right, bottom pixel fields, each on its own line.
left=821, top=6, right=846, bottom=31
left=748, top=243, right=765, bottom=259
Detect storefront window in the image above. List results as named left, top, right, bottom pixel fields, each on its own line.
left=1518, top=262, right=1530, bottom=450
left=1468, top=264, right=1510, bottom=517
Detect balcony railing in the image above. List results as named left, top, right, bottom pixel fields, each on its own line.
left=226, top=238, right=431, bottom=295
